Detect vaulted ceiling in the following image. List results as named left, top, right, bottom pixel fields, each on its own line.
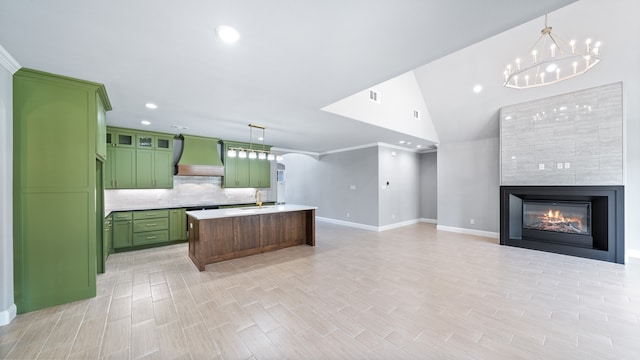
left=1, top=0, right=581, bottom=153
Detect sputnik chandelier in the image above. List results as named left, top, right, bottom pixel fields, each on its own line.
left=503, top=15, right=601, bottom=89
left=227, top=123, right=283, bottom=161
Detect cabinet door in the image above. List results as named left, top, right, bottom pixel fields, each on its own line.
left=169, top=208, right=187, bottom=241
left=136, top=133, right=154, bottom=149
left=154, top=150, right=173, bottom=188
left=235, top=157, right=250, bottom=187
left=96, top=94, right=107, bottom=160
left=115, top=130, right=135, bottom=147
left=156, top=135, right=173, bottom=151
left=136, top=149, right=154, bottom=188
left=250, top=159, right=271, bottom=188
left=113, top=220, right=133, bottom=248
left=105, top=147, right=115, bottom=189
left=114, top=148, right=136, bottom=188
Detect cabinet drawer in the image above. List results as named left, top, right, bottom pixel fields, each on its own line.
left=113, top=212, right=133, bottom=221
left=133, top=218, right=169, bottom=232
left=133, top=230, right=168, bottom=246
left=133, top=210, right=169, bottom=220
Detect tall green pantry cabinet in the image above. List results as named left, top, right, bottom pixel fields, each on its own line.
left=13, top=68, right=111, bottom=313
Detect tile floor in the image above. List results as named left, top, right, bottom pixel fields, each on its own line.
left=1, top=222, right=640, bottom=359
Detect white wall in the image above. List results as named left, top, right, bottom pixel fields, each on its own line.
left=283, top=147, right=379, bottom=227
left=437, top=138, right=500, bottom=235
left=322, top=72, right=439, bottom=144
left=420, top=152, right=437, bottom=220
left=378, top=146, right=421, bottom=226
left=0, top=45, right=18, bottom=326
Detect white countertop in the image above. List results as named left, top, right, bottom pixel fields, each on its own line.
left=186, top=204, right=316, bottom=220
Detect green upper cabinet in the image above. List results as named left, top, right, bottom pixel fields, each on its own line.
left=105, top=127, right=174, bottom=189
left=136, top=148, right=173, bottom=189
left=13, top=68, right=111, bottom=314
left=221, top=140, right=271, bottom=188
left=105, top=146, right=136, bottom=189
left=136, top=132, right=173, bottom=151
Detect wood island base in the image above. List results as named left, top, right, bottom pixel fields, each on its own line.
left=187, top=207, right=315, bottom=271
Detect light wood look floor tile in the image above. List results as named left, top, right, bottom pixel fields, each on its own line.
left=2, top=222, right=640, bottom=359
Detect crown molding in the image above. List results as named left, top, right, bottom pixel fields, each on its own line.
left=0, top=45, right=20, bottom=74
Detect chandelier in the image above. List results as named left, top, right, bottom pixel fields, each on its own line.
left=227, top=123, right=283, bottom=161
left=503, top=15, right=601, bottom=89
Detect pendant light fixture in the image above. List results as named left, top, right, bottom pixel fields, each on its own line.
left=226, top=124, right=282, bottom=161
left=503, top=15, right=601, bottom=89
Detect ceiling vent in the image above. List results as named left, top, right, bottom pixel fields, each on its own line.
left=369, top=89, right=380, bottom=103
left=413, top=109, right=421, bottom=119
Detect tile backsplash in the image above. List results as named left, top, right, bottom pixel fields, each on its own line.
left=105, top=175, right=275, bottom=211
left=500, top=82, right=623, bottom=186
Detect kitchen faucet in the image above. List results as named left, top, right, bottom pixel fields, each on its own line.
left=255, top=189, right=262, bottom=208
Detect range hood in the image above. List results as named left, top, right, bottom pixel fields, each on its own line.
left=176, top=135, right=224, bottom=176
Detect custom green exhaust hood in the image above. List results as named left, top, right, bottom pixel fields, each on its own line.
left=176, top=134, right=224, bottom=176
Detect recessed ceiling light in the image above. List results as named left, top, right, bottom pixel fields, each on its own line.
left=145, top=103, right=157, bottom=109
left=171, top=124, right=189, bottom=130
left=141, top=120, right=151, bottom=126
left=399, top=140, right=406, bottom=144
left=407, top=142, right=412, bottom=145
left=473, top=85, right=483, bottom=93
left=258, top=137, right=264, bottom=141
left=216, top=25, right=240, bottom=43
left=416, top=145, right=423, bottom=148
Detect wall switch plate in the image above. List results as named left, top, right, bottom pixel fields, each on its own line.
left=470, top=219, right=475, bottom=224
left=564, top=162, right=571, bottom=169
left=557, top=163, right=563, bottom=169
left=539, top=163, right=545, bottom=170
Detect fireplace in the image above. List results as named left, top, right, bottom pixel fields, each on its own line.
left=500, top=186, right=624, bottom=264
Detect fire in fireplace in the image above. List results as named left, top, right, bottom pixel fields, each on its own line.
left=523, top=201, right=590, bottom=235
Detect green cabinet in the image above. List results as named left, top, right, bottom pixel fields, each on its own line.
left=102, top=215, right=112, bottom=272
left=113, top=212, right=133, bottom=248
left=169, top=208, right=187, bottom=241
left=105, top=146, right=136, bottom=189
left=96, top=94, right=107, bottom=161
left=221, top=141, right=271, bottom=188
left=132, top=210, right=169, bottom=246
left=13, top=68, right=111, bottom=313
left=136, top=148, right=173, bottom=189
left=105, top=127, right=173, bottom=189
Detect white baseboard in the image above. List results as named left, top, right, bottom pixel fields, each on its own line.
left=316, top=217, right=426, bottom=232
left=436, top=225, right=499, bottom=239
left=0, top=304, right=16, bottom=326
left=420, top=218, right=437, bottom=224
left=378, top=219, right=420, bottom=232
left=316, top=217, right=379, bottom=231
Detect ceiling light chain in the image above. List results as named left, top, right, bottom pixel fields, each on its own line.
left=227, top=124, right=283, bottom=161
left=503, top=14, right=600, bottom=89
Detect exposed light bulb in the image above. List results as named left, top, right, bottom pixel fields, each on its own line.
left=248, top=151, right=257, bottom=159
left=267, top=153, right=275, bottom=161
left=238, top=150, right=247, bottom=159
left=258, top=152, right=266, bottom=160
left=227, top=149, right=237, bottom=158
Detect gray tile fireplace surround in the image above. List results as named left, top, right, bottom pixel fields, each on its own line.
left=499, top=83, right=624, bottom=263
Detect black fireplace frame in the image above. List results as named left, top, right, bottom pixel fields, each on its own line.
left=500, top=186, right=624, bottom=264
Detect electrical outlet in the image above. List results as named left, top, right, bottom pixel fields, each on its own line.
left=392, top=214, right=395, bottom=220
left=538, top=163, right=545, bottom=170
left=346, top=212, right=350, bottom=218
left=350, top=185, right=356, bottom=190
left=557, top=163, right=563, bottom=169
left=470, top=219, right=475, bottom=224
left=564, top=162, right=571, bottom=169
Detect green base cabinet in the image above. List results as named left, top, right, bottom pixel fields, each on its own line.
left=169, top=208, right=187, bottom=241
left=13, top=68, right=111, bottom=314
left=113, top=212, right=133, bottom=248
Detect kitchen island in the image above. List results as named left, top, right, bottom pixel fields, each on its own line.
left=186, top=204, right=316, bottom=271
